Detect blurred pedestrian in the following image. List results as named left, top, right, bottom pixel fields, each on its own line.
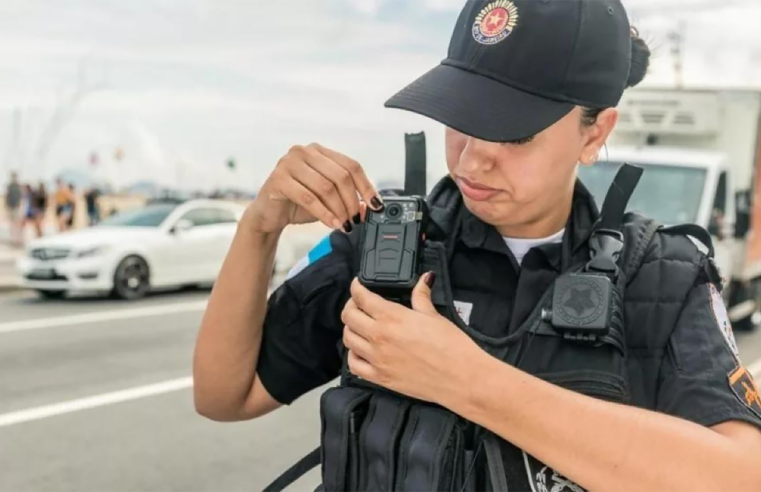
left=67, top=183, right=77, bottom=229
left=20, top=184, right=37, bottom=242
left=85, top=186, right=101, bottom=226
left=34, top=183, right=48, bottom=238
left=4, top=171, right=22, bottom=246
left=54, top=178, right=74, bottom=232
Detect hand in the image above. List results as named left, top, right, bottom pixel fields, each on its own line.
left=341, top=274, right=483, bottom=405
left=244, top=143, right=384, bottom=234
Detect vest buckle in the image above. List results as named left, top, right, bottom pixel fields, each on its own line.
left=586, top=229, right=624, bottom=278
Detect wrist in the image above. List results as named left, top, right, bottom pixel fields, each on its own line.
left=240, top=204, right=282, bottom=235
left=443, top=348, right=504, bottom=421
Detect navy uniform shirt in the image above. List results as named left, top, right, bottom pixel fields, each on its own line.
left=257, top=182, right=761, bottom=431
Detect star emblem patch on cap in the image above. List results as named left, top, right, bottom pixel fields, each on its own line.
left=473, top=0, right=519, bottom=45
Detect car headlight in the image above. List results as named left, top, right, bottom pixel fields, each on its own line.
left=77, top=246, right=110, bottom=258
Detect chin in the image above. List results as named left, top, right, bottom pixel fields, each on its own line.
left=462, top=197, right=503, bottom=224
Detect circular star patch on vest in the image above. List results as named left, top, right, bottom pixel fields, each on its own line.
left=472, top=0, right=519, bottom=45
left=709, top=283, right=740, bottom=360
left=555, top=277, right=606, bottom=327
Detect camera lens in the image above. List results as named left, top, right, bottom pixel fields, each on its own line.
left=387, top=204, right=402, bottom=219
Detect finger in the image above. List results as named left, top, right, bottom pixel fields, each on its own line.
left=341, top=298, right=376, bottom=341
left=314, top=144, right=384, bottom=211
left=347, top=349, right=375, bottom=380
left=343, top=325, right=374, bottom=361
left=411, top=271, right=438, bottom=316
left=285, top=160, right=351, bottom=230
left=278, top=173, right=344, bottom=230
left=351, top=277, right=391, bottom=319
left=303, top=145, right=361, bottom=225
left=359, top=201, right=369, bottom=223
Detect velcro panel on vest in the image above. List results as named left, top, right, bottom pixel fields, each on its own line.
left=395, top=405, right=465, bottom=492
left=421, top=242, right=448, bottom=308
left=358, top=394, right=411, bottom=491
left=320, top=387, right=372, bottom=492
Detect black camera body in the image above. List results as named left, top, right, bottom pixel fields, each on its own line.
left=358, top=196, right=428, bottom=301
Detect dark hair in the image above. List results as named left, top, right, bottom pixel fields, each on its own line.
left=582, top=28, right=651, bottom=127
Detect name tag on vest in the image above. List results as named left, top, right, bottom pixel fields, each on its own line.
left=453, top=300, right=473, bottom=325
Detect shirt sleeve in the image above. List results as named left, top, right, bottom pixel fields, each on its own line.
left=257, top=229, right=357, bottom=405
left=656, top=267, right=761, bottom=430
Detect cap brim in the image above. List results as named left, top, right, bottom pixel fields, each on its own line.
left=385, top=64, right=575, bottom=143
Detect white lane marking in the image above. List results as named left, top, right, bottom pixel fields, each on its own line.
left=0, top=377, right=193, bottom=428
left=0, top=300, right=208, bottom=335
left=750, top=358, right=761, bottom=379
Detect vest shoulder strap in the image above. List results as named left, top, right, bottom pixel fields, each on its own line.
left=621, top=215, right=662, bottom=285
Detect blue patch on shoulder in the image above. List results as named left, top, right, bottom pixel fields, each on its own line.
left=308, top=235, right=333, bottom=264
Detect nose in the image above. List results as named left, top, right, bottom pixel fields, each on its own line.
left=459, top=137, right=498, bottom=174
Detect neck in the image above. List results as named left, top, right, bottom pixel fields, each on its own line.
left=495, top=186, right=575, bottom=239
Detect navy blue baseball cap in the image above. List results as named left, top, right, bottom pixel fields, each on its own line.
left=385, top=0, right=633, bottom=142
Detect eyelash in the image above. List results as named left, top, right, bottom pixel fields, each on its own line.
left=501, top=135, right=536, bottom=146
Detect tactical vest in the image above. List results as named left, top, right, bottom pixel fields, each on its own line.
left=266, top=143, right=717, bottom=492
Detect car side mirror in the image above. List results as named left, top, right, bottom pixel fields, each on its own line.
left=172, top=219, right=194, bottom=235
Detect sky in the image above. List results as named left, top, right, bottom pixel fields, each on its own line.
left=1, top=0, right=761, bottom=192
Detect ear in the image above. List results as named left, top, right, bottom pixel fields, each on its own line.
left=579, top=108, right=618, bottom=167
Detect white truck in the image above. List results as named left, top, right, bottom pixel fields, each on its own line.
left=578, top=88, right=761, bottom=331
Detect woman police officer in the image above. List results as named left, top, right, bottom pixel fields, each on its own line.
left=194, top=0, right=761, bottom=490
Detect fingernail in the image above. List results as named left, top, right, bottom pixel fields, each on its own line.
left=371, top=196, right=384, bottom=211
left=343, top=221, right=353, bottom=233
left=425, top=271, right=436, bottom=289
left=352, top=213, right=361, bottom=225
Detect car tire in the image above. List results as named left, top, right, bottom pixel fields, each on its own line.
left=111, top=255, right=150, bottom=300
left=36, top=289, right=66, bottom=300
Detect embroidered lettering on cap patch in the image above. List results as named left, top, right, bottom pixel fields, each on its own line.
left=523, top=452, right=586, bottom=492
left=728, top=366, right=761, bottom=419
left=473, top=0, right=519, bottom=45
left=709, top=283, right=740, bottom=359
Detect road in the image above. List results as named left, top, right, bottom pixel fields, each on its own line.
left=1, top=289, right=761, bottom=492
left=0, top=289, right=324, bottom=492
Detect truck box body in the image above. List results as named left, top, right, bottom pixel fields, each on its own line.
left=578, top=88, right=761, bottom=327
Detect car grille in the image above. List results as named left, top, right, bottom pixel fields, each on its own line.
left=30, top=248, right=71, bottom=261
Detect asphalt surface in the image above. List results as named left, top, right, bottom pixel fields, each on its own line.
left=2, top=288, right=761, bottom=492
left=0, top=288, right=325, bottom=492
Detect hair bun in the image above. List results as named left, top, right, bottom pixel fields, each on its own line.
left=627, top=28, right=651, bottom=88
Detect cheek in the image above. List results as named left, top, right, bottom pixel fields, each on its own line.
left=445, top=128, right=467, bottom=175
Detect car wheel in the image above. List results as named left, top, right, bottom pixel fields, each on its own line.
left=36, top=289, right=66, bottom=300
left=111, top=255, right=150, bottom=300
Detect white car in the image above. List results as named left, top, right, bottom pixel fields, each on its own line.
left=17, top=199, right=245, bottom=300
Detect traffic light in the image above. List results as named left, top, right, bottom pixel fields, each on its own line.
left=227, top=158, right=236, bottom=170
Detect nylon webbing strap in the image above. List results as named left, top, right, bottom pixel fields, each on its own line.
left=404, top=132, right=427, bottom=197
left=262, top=446, right=320, bottom=492
left=598, top=164, right=644, bottom=231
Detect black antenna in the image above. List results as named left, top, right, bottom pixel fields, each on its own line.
left=404, top=132, right=427, bottom=196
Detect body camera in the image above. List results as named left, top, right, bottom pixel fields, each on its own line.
left=358, top=196, right=428, bottom=301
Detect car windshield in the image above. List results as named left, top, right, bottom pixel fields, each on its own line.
left=578, top=161, right=707, bottom=225
left=97, top=204, right=178, bottom=228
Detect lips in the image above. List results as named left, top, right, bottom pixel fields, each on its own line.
left=456, top=176, right=501, bottom=202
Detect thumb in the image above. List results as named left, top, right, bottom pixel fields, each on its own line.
left=411, top=272, right=438, bottom=316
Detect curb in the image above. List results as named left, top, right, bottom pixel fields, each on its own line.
left=0, top=282, right=25, bottom=294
